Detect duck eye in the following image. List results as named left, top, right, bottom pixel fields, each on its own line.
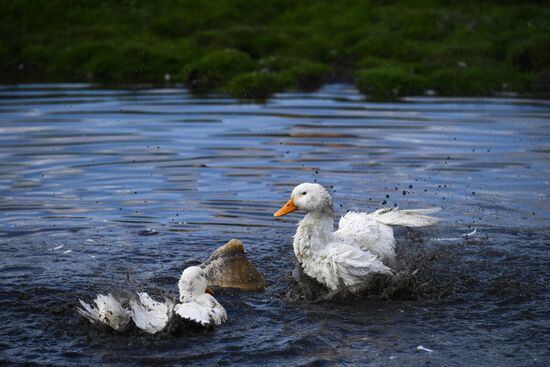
left=302, top=192, right=307, bottom=195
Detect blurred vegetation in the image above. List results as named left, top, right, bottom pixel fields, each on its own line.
left=1, top=0, right=549, bottom=100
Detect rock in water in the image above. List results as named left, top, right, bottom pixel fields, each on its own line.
left=202, top=239, right=266, bottom=292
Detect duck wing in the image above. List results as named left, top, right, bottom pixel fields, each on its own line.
left=336, top=208, right=441, bottom=260
left=201, top=294, right=228, bottom=325
left=130, top=292, right=173, bottom=334
left=366, top=207, right=441, bottom=227
left=77, top=299, right=101, bottom=323
left=77, top=293, right=131, bottom=331
left=335, top=211, right=397, bottom=260
left=302, top=243, right=393, bottom=290
left=174, top=295, right=227, bottom=327
left=174, top=301, right=212, bottom=326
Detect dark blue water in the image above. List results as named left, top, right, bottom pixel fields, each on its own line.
left=0, top=84, right=548, bottom=366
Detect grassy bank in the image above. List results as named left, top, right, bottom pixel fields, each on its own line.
left=1, top=0, right=549, bottom=100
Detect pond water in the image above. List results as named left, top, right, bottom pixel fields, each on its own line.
left=0, top=84, right=548, bottom=366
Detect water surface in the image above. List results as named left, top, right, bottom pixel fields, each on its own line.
left=0, top=84, right=548, bottom=366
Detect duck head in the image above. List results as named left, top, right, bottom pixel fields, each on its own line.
left=274, top=182, right=333, bottom=217
left=178, top=266, right=214, bottom=302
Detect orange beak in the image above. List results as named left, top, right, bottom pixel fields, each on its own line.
left=274, top=198, right=298, bottom=217
left=205, top=286, right=215, bottom=295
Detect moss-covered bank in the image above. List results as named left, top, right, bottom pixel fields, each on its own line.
left=1, top=0, right=549, bottom=100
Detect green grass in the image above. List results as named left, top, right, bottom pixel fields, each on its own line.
left=356, top=66, right=424, bottom=100
left=227, top=71, right=291, bottom=100
left=1, top=0, right=549, bottom=100
left=179, top=48, right=257, bottom=91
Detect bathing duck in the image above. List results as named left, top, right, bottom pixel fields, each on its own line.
left=77, top=266, right=227, bottom=333
left=274, top=183, right=440, bottom=290
left=173, top=266, right=227, bottom=327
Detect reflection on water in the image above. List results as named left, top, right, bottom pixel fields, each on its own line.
left=0, top=84, right=548, bottom=366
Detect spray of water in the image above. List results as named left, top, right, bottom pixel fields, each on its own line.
left=284, top=229, right=468, bottom=304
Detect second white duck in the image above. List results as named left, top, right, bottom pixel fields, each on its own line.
left=78, top=266, right=227, bottom=334
left=130, top=266, right=227, bottom=333
left=274, top=183, right=440, bottom=291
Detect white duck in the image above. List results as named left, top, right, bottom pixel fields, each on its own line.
left=173, top=266, right=227, bottom=327
left=77, top=266, right=227, bottom=334
left=274, top=183, right=440, bottom=291
left=131, top=266, right=227, bottom=333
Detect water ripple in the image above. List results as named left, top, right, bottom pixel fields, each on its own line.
left=0, top=83, right=548, bottom=366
